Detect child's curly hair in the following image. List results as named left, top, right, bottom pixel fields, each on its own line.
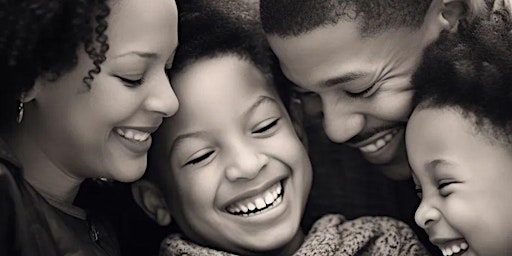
left=171, top=0, right=291, bottom=108
left=412, top=10, right=512, bottom=146
left=0, top=0, right=110, bottom=128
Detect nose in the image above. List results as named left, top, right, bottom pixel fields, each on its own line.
left=144, top=73, right=179, bottom=117
left=415, top=198, right=442, bottom=229
left=321, top=95, right=365, bottom=143
left=225, top=143, right=269, bottom=182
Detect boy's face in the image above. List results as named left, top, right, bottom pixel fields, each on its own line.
left=156, top=56, right=312, bottom=255
left=406, top=107, right=512, bottom=256
left=266, top=12, right=443, bottom=168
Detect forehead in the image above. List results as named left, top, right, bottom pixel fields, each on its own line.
left=406, top=107, right=502, bottom=165
left=106, top=0, right=178, bottom=53
left=267, top=20, right=425, bottom=89
left=167, top=56, right=276, bottom=130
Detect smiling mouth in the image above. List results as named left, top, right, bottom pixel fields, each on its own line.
left=437, top=240, right=469, bottom=256
left=358, top=128, right=400, bottom=153
left=226, top=181, right=284, bottom=217
left=116, top=128, right=151, bottom=142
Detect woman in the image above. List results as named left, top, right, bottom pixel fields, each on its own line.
left=0, top=0, right=179, bottom=255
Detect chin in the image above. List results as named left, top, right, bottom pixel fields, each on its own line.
left=109, top=160, right=147, bottom=182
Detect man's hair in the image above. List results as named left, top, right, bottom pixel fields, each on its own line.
left=260, top=0, right=432, bottom=37
left=412, top=12, right=512, bottom=146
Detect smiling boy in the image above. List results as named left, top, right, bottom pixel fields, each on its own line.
left=407, top=12, right=512, bottom=256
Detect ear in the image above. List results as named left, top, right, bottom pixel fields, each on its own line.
left=20, top=77, right=45, bottom=103
left=131, top=180, right=171, bottom=226
left=441, top=0, right=468, bottom=32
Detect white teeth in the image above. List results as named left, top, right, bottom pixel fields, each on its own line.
left=439, top=241, right=469, bottom=256
left=264, top=192, right=274, bottom=204
left=226, top=181, right=284, bottom=216
left=255, top=198, right=266, bottom=209
left=116, top=128, right=150, bottom=142
left=359, top=129, right=398, bottom=153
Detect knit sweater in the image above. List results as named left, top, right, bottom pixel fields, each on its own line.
left=160, top=214, right=429, bottom=256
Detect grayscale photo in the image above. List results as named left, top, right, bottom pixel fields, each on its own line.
left=1, top=0, right=511, bottom=255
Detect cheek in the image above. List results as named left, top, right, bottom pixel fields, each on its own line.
left=375, top=90, right=414, bottom=121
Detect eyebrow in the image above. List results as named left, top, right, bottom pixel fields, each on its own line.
left=113, top=51, right=158, bottom=60
left=242, top=96, right=278, bottom=117
left=170, top=96, right=278, bottom=152
left=427, top=159, right=451, bottom=170
left=170, top=131, right=209, bottom=155
left=321, top=71, right=368, bottom=88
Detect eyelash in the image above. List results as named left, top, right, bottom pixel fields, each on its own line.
left=438, top=181, right=458, bottom=196
left=346, top=83, right=376, bottom=98
left=252, top=118, right=280, bottom=134
left=185, top=150, right=214, bottom=166
left=115, top=75, right=145, bottom=87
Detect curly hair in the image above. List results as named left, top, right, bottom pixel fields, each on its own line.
left=260, top=0, right=433, bottom=38
left=171, top=0, right=291, bottom=106
left=412, top=10, right=512, bottom=147
left=0, top=0, right=110, bottom=129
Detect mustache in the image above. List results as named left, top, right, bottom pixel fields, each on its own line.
left=346, top=123, right=404, bottom=145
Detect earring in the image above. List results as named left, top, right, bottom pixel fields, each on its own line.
left=16, top=101, right=24, bottom=124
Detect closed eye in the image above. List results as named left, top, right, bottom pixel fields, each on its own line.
left=346, top=83, right=376, bottom=98
left=115, top=75, right=145, bottom=87
left=185, top=150, right=214, bottom=166
left=252, top=118, right=280, bottom=134
left=438, top=181, right=459, bottom=197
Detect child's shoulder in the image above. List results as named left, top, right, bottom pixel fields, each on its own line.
left=297, top=214, right=429, bottom=256
left=160, top=234, right=236, bottom=256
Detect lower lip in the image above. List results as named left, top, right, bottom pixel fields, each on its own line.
left=114, top=131, right=152, bottom=155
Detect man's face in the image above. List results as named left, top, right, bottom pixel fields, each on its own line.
left=267, top=19, right=441, bottom=167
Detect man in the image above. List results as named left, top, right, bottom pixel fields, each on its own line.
left=260, top=0, right=483, bottom=179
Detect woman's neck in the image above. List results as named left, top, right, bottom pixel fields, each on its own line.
left=5, top=127, right=83, bottom=204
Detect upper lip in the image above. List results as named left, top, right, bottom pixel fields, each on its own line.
left=345, top=125, right=402, bottom=148
left=430, top=237, right=465, bottom=247
left=117, top=124, right=161, bottom=134
left=222, top=174, right=287, bottom=209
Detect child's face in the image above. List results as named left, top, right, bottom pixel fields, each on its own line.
left=157, top=56, right=312, bottom=255
left=406, top=107, right=512, bottom=256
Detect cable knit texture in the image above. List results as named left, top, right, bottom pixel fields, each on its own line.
left=159, top=214, right=429, bottom=256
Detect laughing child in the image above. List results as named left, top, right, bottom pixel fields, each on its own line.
left=133, top=1, right=429, bottom=255
left=407, top=11, right=512, bottom=256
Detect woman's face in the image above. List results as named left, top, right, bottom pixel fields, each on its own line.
left=24, top=0, right=179, bottom=182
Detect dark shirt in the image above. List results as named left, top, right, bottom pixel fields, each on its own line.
left=0, top=138, right=120, bottom=256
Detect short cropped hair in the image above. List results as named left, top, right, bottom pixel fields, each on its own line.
left=412, top=12, right=512, bottom=146
left=260, top=0, right=432, bottom=37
